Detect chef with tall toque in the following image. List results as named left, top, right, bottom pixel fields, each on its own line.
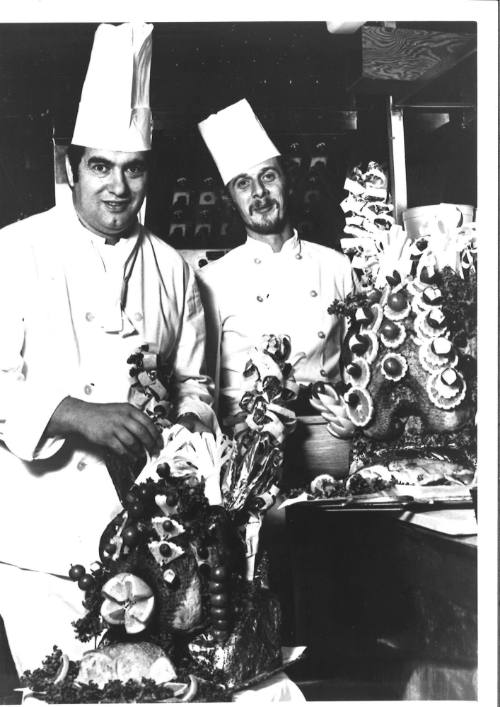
left=197, top=98, right=354, bottom=640
left=198, top=99, right=354, bottom=425
left=0, top=23, right=214, bottom=675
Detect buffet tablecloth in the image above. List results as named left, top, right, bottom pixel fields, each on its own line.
left=232, top=672, right=305, bottom=702
left=398, top=507, right=477, bottom=535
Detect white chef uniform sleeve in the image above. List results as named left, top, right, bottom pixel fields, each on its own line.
left=172, top=263, right=216, bottom=429
left=196, top=271, right=222, bottom=414
left=0, top=243, right=67, bottom=461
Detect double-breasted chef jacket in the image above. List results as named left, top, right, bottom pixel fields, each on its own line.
left=0, top=196, right=214, bottom=576
left=199, top=232, right=354, bottom=419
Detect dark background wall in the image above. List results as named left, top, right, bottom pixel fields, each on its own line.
left=0, top=21, right=477, bottom=241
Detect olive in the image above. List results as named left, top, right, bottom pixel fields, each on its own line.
left=197, top=546, right=209, bottom=560
left=350, top=335, right=369, bottom=355
left=198, top=563, right=211, bottom=578
left=420, top=265, right=437, bottom=284
left=386, top=271, right=401, bottom=287
left=166, top=493, right=178, bottom=506
left=159, top=543, right=171, bottom=557
left=346, top=392, right=360, bottom=407
left=162, top=520, right=173, bottom=532
left=346, top=363, right=362, bottom=379
left=68, top=564, right=85, bottom=581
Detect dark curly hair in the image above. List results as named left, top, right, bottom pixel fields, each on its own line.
left=66, top=144, right=86, bottom=183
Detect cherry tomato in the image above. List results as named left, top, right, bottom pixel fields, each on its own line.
left=122, top=526, right=140, bottom=546
left=77, top=574, right=94, bottom=591
left=211, top=566, right=228, bottom=582
left=156, top=463, right=170, bottom=479
left=210, top=606, right=227, bottom=619
left=387, top=292, right=407, bottom=312
left=380, top=320, right=399, bottom=339
left=68, top=564, right=85, bottom=581
left=211, top=593, right=228, bottom=607
left=213, top=618, right=230, bottom=630
left=383, top=357, right=402, bottom=376
left=208, top=581, right=225, bottom=593
left=128, top=502, right=144, bottom=519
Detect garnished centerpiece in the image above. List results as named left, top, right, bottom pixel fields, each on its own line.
left=305, top=165, right=477, bottom=499
left=21, top=337, right=302, bottom=702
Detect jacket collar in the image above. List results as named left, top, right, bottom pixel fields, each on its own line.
left=244, top=230, right=300, bottom=257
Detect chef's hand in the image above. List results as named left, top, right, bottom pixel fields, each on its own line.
left=176, top=412, right=213, bottom=435
left=45, top=396, right=164, bottom=459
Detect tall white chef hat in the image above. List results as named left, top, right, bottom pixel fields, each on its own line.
left=198, top=99, right=280, bottom=185
left=72, top=22, right=153, bottom=152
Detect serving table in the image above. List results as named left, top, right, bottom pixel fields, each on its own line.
left=286, top=502, right=477, bottom=700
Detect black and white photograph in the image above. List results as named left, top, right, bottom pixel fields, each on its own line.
left=0, top=1, right=497, bottom=704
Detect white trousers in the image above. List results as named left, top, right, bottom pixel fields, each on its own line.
left=0, top=563, right=92, bottom=677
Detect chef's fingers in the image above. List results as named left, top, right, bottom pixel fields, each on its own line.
left=123, top=410, right=164, bottom=456
left=110, top=429, right=142, bottom=458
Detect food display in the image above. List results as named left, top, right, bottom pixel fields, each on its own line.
left=306, top=170, right=477, bottom=503
left=21, top=337, right=303, bottom=703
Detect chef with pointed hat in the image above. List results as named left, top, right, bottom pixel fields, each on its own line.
left=198, top=98, right=354, bottom=429
left=198, top=98, right=355, bottom=641
left=0, top=23, right=214, bottom=676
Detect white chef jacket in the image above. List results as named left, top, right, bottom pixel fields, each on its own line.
left=199, top=232, right=353, bottom=418
left=0, top=196, right=213, bottom=575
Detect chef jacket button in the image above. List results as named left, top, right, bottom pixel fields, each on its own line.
left=318, top=331, right=326, bottom=339
left=310, top=290, right=318, bottom=297
left=320, top=369, right=327, bottom=377
left=134, top=312, right=143, bottom=322
left=84, top=384, right=93, bottom=395
left=256, top=295, right=264, bottom=303
left=77, top=460, right=86, bottom=471
left=295, top=253, right=303, bottom=260
left=85, top=312, right=94, bottom=322
left=254, top=258, right=261, bottom=264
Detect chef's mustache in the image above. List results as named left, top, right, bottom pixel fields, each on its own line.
left=250, top=198, right=277, bottom=214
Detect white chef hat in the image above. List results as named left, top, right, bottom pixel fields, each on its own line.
left=198, top=99, right=280, bottom=185
left=72, top=22, right=153, bottom=152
